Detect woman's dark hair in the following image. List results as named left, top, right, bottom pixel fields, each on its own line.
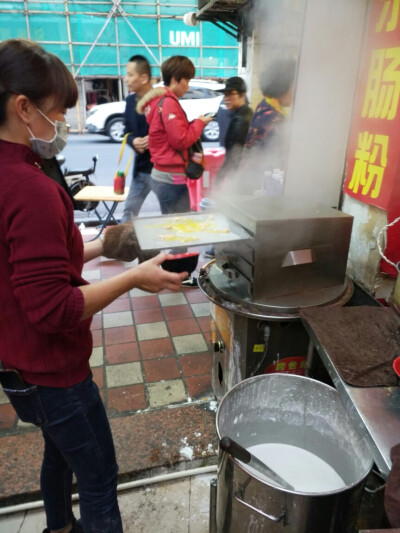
left=0, top=39, right=78, bottom=125
left=129, top=54, right=151, bottom=79
left=161, top=56, right=195, bottom=86
left=259, top=58, right=297, bottom=98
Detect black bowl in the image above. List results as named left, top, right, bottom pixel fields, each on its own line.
left=161, top=252, right=199, bottom=275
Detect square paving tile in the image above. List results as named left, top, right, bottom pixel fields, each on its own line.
left=122, top=258, right=138, bottom=267
left=185, top=375, right=213, bottom=400
left=158, top=287, right=182, bottom=295
left=147, top=379, right=187, bottom=407
left=90, top=346, right=104, bottom=367
left=203, top=331, right=213, bottom=346
left=185, top=290, right=210, bottom=304
left=134, top=307, right=164, bottom=325
left=140, top=338, right=174, bottom=359
left=99, top=254, right=113, bottom=262
left=143, top=358, right=181, bottom=382
left=90, top=313, right=103, bottom=330
left=167, top=318, right=200, bottom=337
left=106, top=342, right=140, bottom=365
left=118, top=477, right=190, bottom=533
left=99, top=257, right=121, bottom=266
left=82, top=269, right=101, bottom=281
left=179, top=352, right=212, bottom=376
left=104, top=325, right=136, bottom=345
left=92, top=366, right=104, bottom=389
left=131, top=295, right=160, bottom=310
left=92, top=329, right=103, bottom=347
left=104, top=297, right=132, bottom=313
left=159, top=293, right=187, bottom=307
left=189, top=474, right=215, bottom=533
left=136, top=321, right=168, bottom=341
left=129, top=288, right=153, bottom=297
left=100, top=263, right=126, bottom=278
left=106, top=362, right=143, bottom=388
left=190, top=302, right=211, bottom=317
left=84, top=256, right=101, bottom=269
left=163, top=305, right=193, bottom=320
left=103, top=311, right=133, bottom=329
left=107, top=384, right=147, bottom=414
left=172, top=333, right=208, bottom=354
left=197, top=316, right=212, bottom=332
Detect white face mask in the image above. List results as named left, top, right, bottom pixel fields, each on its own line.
left=27, top=108, right=69, bottom=159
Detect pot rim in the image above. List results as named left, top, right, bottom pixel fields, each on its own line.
left=216, top=374, right=374, bottom=495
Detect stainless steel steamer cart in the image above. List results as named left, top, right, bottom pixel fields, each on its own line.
left=197, top=195, right=354, bottom=398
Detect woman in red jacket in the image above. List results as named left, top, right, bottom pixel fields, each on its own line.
left=137, top=56, right=212, bottom=214
left=0, top=39, right=186, bottom=533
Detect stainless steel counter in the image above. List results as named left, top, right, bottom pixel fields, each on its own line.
left=303, top=321, right=400, bottom=478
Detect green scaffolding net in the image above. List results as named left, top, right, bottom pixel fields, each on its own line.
left=0, top=0, right=239, bottom=78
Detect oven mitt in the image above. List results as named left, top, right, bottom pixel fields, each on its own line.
left=384, top=442, right=400, bottom=527
left=102, top=222, right=157, bottom=263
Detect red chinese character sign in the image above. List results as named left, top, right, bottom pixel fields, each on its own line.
left=343, top=0, right=400, bottom=275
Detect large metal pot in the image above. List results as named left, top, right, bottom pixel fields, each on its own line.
left=214, top=374, right=373, bottom=533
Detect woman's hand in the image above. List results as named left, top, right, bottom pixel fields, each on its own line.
left=131, top=253, right=188, bottom=292
left=79, top=252, right=187, bottom=320
left=198, top=115, right=214, bottom=125
left=133, top=136, right=149, bottom=153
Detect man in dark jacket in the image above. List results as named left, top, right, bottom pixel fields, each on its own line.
left=121, top=55, right=157, bottom=221
left=204, top=77, right=253, bottom=258
left=215, top=76, right=253, bottom=186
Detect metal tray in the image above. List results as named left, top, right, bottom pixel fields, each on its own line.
left=133, top=212, right=252, bottom=251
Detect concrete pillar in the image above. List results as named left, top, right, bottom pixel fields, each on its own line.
left=285, top=0, right=368, bottom=207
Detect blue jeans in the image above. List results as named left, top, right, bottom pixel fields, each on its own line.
left=121, top=170, right=152, bottom=221
left=150, top=179, right=190, bottom=215
left=4, top=374, right=122, bottom=532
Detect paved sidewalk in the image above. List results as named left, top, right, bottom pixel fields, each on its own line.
left=0, top=232, right=218, bottom=507
left=0, top=473, right=216, bottom=533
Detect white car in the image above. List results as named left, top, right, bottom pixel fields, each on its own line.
left=85, top=79, right=225, bottom=143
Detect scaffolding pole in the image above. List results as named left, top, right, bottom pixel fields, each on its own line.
left=23, top=0, right=31, bottom=39
left=73, top=0, right=120, bottom=78
left=157, top=0, right=162, bottom=70
left=117, top=4, right=161, bottom=66
left=65, top=0, right=83, bottom=133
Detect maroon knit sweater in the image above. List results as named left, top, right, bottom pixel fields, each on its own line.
left=0, top=140, right=92, bottom=387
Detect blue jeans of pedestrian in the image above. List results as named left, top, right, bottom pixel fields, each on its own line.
left=121, top=170, right=152, bottom=221
left=4, top=374, right=122, bottom=533
left=150, top=179, right=190, bottom=215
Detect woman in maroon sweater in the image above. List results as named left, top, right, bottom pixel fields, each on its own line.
left=0, top=40, right=186, bottom=533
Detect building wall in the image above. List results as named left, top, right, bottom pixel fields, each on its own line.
left=342, top=195, right=387, bottom=292
left=285, top=0, right=368, bottom=208
left=241, top=0, right=305, bottom=109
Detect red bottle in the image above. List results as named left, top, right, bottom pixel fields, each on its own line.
left=114, top=171, right=125, bottom=194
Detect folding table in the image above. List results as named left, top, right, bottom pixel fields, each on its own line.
left=73, top=185, right=129, bottom=240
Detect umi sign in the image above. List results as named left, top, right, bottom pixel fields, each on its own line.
left=169, top=31, right=200, bottom=46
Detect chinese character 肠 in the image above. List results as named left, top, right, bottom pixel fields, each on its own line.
left=362, top=48, right=400, bottom=120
